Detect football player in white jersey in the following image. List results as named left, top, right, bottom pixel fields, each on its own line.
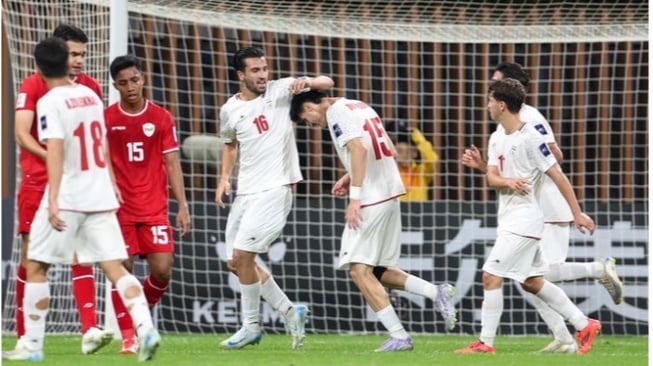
left=461, top=62, right=623, bottom=353
left=456, top=78, right=601, bottom=355
left=290, top=91, right=458, bottom=352
left=4, top=38, right=160, bottom=362
left=215, top=46, right=334, bottom=350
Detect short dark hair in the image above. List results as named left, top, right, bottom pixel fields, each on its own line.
left=290, top=90, right=327, bottom=122
left=232, top=46, right=265, bottom=72
left=52, top=24, right=88, bottom=43
left=34, top=37, right=69, bottom=78
left=488, top=78, right=525, bottom=113
left=494, top=62, right=530, bottom=89
left=110, top=54, right=142, bottom=80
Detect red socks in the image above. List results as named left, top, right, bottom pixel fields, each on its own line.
left=143, top=274, right=170, bottom=309
left=111, top=286, right=134, bottom=338
left=70, top=264, right=97, bottom=334
left=15, top=264, right=26, bottom=338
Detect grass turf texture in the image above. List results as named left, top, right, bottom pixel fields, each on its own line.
left=1, top=334, right=647, bottom=365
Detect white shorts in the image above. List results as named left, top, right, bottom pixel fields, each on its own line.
left=225, top=186, right=292, bottom=259
left=338, top=199, right=401, bottom=270
left=28, top=208, right=128, bottom=265
left=540, top=222, right=571, bottom=264
left=483, top=230, right=548, bottom=283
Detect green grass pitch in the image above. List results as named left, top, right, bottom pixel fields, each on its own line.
left=1, top=333, right=648, bottom=365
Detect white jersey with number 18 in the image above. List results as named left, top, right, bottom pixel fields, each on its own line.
left=37, top=84, right=118, bottom=212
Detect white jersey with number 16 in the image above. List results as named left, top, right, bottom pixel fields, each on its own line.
left=220, top=77, right=303, bottom=195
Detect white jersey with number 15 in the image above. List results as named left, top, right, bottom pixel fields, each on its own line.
left=326, top=98, right=405, bottom=206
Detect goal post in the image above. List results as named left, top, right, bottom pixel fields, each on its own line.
left=2, top=0, right=648, bottom=337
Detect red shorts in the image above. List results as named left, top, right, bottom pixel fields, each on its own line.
left=119, top=220, right=175, bottom=257
left=17, top=189, right=45, bottom=235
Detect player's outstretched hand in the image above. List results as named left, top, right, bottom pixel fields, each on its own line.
left=215, top=180, right=231, bottom=208
left=573, top=212, right=595, bottom=235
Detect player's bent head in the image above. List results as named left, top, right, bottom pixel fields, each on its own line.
left=494, top=62, right=530, bottom=89
left=488, top=78, right=526, bottom=113
left=289, top=90, right=327, bottom=123
left=34, top=37, right=69, bottom=78
left=232, top=46, right=265, bottom=72
left=52, top=24, right=88, bottom=44
left=110, top=54, right=143, bottom=80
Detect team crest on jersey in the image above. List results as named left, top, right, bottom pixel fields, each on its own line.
left=333, top=123, right=343, bottom=137
left=142, top=122, right=155, bottom=137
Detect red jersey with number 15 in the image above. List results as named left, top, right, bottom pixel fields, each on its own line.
left=16, top=73, right=102, bottom=191
left=104, top=100, right=179, bottom=222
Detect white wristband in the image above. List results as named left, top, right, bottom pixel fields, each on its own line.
left=349, top=186, right=362, bottom=200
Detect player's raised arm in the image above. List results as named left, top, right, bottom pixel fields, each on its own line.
left=289, top=75, right=335, bottom=94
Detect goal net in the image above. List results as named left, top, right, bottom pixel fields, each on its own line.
left=2, top=0, right=648, bottom=337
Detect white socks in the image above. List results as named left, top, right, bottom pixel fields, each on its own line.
left=23, top=282, right=50, bottom=351
left=240, top=281, right=261, bottom=329
left=404, top=275, right=438, bottom=300
left=524, top=292, right=574, bottom=343
left=115, top=274, right=154, bottom=337
left=480, top=288, right=503, bottom=346
left=260, top=277, right=293, bottom=316
left=536, top=280, right=588, bottom=331
left=545, top=262, right=603, bottom=282
left=376, top=305, right=410, bottom=340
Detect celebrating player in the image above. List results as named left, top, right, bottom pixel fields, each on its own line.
left=215, top=46, right=333, bottom=350
left=455, top=78, right=601, bottom=355
left=4, top=37, right=160, bottom=362
left=105, top=54, right=191, bottom=354
left=7, top=24, right=111, bottom=357
left=461, top=62, right=623, bottom=353
left=290, top=90, right=457, bottom=352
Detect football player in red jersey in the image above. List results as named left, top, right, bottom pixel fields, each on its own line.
left=10, top=24, right=112, bottom=356
left=105, top=54, right=190, bottom=354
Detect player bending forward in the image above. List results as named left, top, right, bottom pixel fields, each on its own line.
left=290, top=90, right=457, bottom=352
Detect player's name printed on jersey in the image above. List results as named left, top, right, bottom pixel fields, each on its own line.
left=64, top=96, right=99, bottom=109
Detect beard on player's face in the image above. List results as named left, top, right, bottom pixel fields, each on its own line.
left=244, top=77, right=266, bottom=95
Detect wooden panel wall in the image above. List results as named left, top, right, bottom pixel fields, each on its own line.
left=5, top=6, right=645, bottom=203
